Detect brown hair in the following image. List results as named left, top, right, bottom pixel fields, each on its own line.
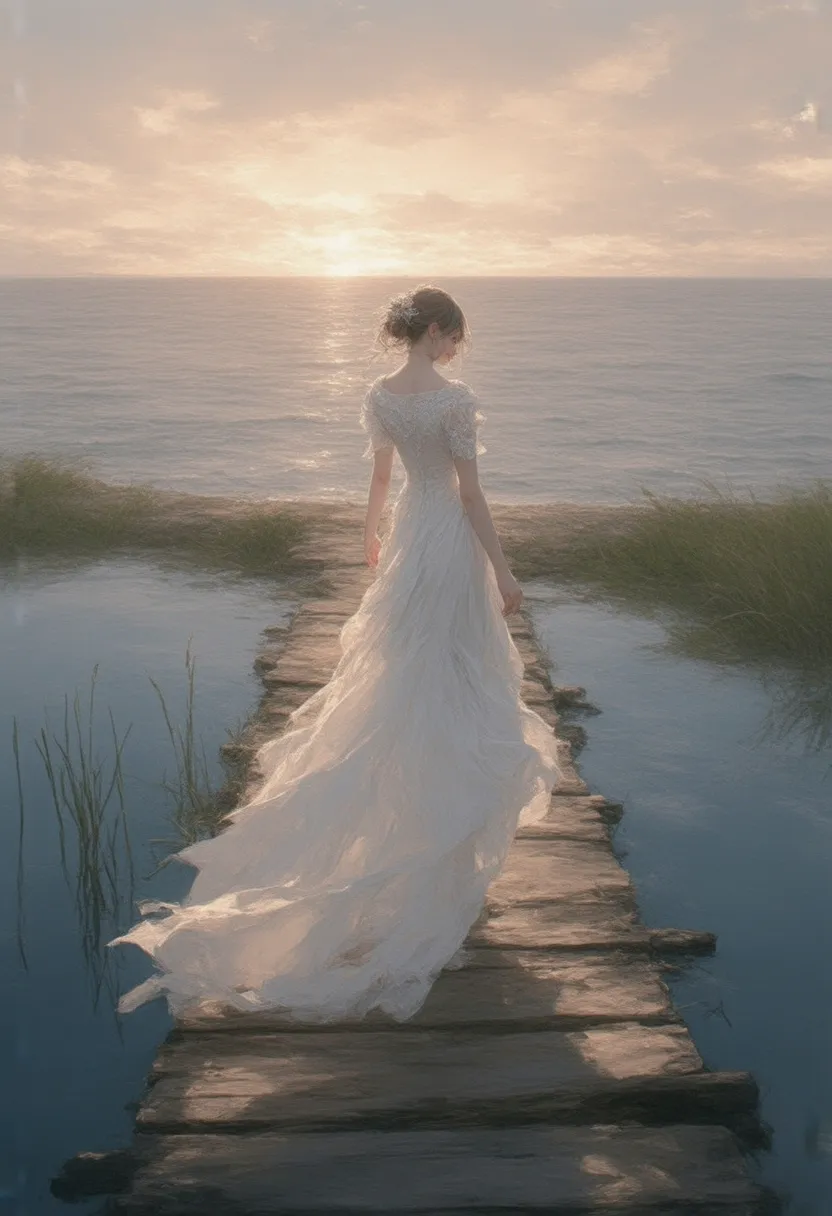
left=374, top=284, right=472, bottom=357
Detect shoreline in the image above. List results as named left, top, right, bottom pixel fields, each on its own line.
left=117, top=483, right=652, bottom=568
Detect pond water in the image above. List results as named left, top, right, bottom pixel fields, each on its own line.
left=528, top=583, right=832, bottom=1215
left=2, top=562, right=829, bottom=1213
left=0, top=557, right=294, bottom=1215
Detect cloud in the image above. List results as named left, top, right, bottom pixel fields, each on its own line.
left=746, top=0, right=821, bottom=16
left=568, top=23, right=678, bottom=96
left=757, top=156, right=832, bottom=188
left=135, top=90, right=221, bottom=136
left=2, top=0, right=832, bottom=275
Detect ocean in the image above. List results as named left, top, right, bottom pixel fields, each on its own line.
left=2, top=275, right=830, bottom=506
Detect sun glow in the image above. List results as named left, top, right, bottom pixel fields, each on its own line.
left=309, top=229, right=400, bottom=277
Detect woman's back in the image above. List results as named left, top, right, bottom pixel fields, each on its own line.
left=361, top=377, right=487, bottom=487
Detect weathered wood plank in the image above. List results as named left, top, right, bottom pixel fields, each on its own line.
left=520, top=678, right=554, bottom=706
left=551, top=746, right=589, bottom=794
left=107, top=1125, right=770, bottom=1214
left=176, top=949, right=677, bottom=1034
left=149, top=1022, right=703, bottom=1082
left=266, top=617, right=345, bottom=642
left=262, top=669, right=329, bottom=691
left=138, top=1071, right=758, bottom=1139
left=490, top=838, right=633, bottom=904
left=268, top=643, right=344, bottom=680
left=516, top=797, right=612, bottom=842
left=294, top=597, right=364, bottom=619
left=134, top=1025, right=766, bottom=1136
left=470, top=898, right=716, bottom=954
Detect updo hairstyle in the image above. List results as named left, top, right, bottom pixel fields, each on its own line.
left=375, top=284, right=472, bottom=356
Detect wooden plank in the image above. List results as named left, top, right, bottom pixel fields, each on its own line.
left=137, top=1071, right=759, bottom=1138
left=295, top=597, right=364, bottom=619
left=520, top=678, right=553, bottom=706
left=138, top=1072, right=758, bottom=1140
left=176, top=950, right=677, bottom=1034
left=109, top=1125, right=769, bottom=1214
left=467, top=899, right=715, bottom=953
left=489, top=838, right=633, bottom=905
left=134, top=1024, right=766, bottom=1136
left=149, top=1022, right=703, bottom=1082
left=516, top=798, right=611, bottom=843
left=475, top=895, right=640, bottom=950
left=267, top=618, right=345, bottom=642
left=470, top=899, right=716, bottom=954
left=262, top=669, right=329, bottom=691
left=270, top=641, right=344, bottom=676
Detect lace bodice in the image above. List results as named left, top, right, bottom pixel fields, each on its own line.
left=359, top=378, right=487, bottom=472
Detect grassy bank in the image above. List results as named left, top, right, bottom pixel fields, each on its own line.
left=506, top=478, right=832, bottom=668
left=3, top=453, right=831, bottom=669
left=0, top=453, right=310, bottom=578
left=8, top=457, right=832, bottom=984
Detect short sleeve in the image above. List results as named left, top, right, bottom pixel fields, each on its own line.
left=441, top=388, right=487, bottom=459
left=359, top=388, right=394, bottom=460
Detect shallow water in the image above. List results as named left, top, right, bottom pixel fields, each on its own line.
left=529, top=583, right=832, bottom=1214
left=0, top=556, right=293, bottom=1214
left=1, top=559, right=829, bottom=1213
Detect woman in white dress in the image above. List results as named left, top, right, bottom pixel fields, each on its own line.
left=108, top=284, right=563, bottom=1021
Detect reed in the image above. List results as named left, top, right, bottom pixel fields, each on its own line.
left=12, top=666, right=135, bottom=1010
left=145, top=640, right=235, bottom=870
left=10, top=642, right=248, bottom=1009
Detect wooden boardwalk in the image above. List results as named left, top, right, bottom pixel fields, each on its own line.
left=54, top=535, right=781, bottom=1213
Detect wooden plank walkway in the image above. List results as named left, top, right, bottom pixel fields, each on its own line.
left=53, top=543, right=782, bottom=1214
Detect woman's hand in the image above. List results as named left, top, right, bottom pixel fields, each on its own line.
left=496, top=566, right=523, bottom=617
left=364, top=532, right=382, bottom=568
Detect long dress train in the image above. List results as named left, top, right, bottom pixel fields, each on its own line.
left=107, top=377, right=564, bottom=1020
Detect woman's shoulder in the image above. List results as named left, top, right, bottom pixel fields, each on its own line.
left=367, top=374, right=476, bottom=397
left=446, top=377, right=475, bottom=395
left=443, top=379, right=481, bottom=408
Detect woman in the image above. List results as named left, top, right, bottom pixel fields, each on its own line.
left=108, top=283, right=563, bottom=1021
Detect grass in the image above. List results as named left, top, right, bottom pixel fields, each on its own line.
left=0, top=452, right=310, bottom=578
left=12, top=646, right=253, bottom=1008
left=144, top=639, right=250, bottom=871
left=13, top=666, right=135, bottom=1012
left=7, top=456, right=832, bottom=996
left=507, top=477, right=832, bottom=670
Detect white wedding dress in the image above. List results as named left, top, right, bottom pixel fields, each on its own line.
left=108, top=377, right=563, bottom=1020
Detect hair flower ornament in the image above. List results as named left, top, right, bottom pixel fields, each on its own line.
left=390, top=295, right=419, bottom=324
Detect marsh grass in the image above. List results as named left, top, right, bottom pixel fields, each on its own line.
left=12, top=644, right=251, bottom=1006
left=0, top=453, right=310, bottom=577
left=8, top=459, right=832, bottom=1000
left=13, top=666, right=135, bottom=1011
left=509, top=477, right=832, bottom=670
left=145, top=639, right=244, bottom=871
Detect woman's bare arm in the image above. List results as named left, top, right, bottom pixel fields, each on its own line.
left=454, top=457, right=508, bottom=573
left=454, top=455, right=522, bottom=615
left=363, top=446, right=394, bottom=564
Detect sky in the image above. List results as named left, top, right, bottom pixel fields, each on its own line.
left=1, top=0, right=830, bottom=276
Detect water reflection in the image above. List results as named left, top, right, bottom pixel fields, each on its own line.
left=552, top=583, right=832, bottom=765
left=12, top=643, right=253, bottom=1017
left=526, top=585, right=832, bottom=1212
left=13, top=666, right=136, bottom=1023
left=316, top=278, right=374, bottom=400
left=3, top=554, right=293, bottom=1215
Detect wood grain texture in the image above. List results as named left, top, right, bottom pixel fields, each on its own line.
left=176, top=950, right=677, bottom=1034
left=134, top=1025, right=764, bottom=1136
left=489, top=838, right=634, bottom=904
left=109, top=1125, right=769, bottom=1214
